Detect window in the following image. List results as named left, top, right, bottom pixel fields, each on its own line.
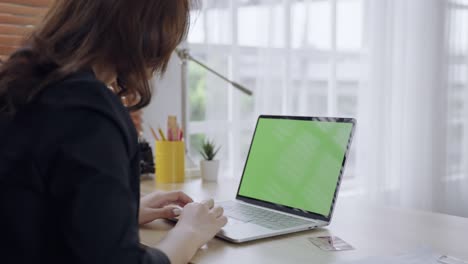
left=187, top=0, right=364, bottom=181
left=447, top=0, right=468, bottom=180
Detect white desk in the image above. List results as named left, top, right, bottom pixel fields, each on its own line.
left=139, top=178, right=468, bottom=264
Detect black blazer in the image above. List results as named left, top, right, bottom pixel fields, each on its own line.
left=0, top=71, right=169, bottom=264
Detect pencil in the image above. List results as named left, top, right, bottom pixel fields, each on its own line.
left=149, top=126, right=159, bottom=141
left=158, top=127, right=167, bottom=141
left=178, top=129, right=184, bottom=141
left=167, top=128, right=173, bottom=141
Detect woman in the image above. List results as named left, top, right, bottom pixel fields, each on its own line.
left=0, top=1, right=226, bottom=264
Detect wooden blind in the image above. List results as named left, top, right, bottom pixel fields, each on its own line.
left=0, top=0, right=51, bottom=61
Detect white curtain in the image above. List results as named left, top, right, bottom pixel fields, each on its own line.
left=185, top=0, right=468, bottom=217
left=357, top=0, right=468, bottom=217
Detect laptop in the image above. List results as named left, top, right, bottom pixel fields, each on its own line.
left=216, top=115, right=356, bottom=243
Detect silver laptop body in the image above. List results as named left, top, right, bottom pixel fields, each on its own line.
left=216, top=115, right=356, bottom=243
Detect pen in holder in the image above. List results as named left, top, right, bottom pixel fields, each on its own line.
left=155, top=141, right=185, bottom=184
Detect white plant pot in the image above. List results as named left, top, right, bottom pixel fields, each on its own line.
left=200, top=160, right=220, bottom=182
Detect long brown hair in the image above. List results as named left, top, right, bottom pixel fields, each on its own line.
left=0, top=0, right=191, bottom=115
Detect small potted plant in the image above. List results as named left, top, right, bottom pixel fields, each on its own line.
left=199, top=139, right=221, bottom=182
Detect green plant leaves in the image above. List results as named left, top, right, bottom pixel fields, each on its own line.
left=200, top=139, right=221, bottom=161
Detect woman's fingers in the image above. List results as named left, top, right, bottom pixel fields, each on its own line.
left=210, top=206, right=224, bottom=218
left=217, top=216, right=228, bottom=227
left=139, top=207, right=179, bottom=225
left=165, top=191, right=193, bottom=205
left=139, top=191, right=194, bottom=225
left=172, top=208, right=182, bottom=216
left=149, top=206, right=181, bottom=219
left=201, top=199, right=214, bottom=209
left=210, top=206, right=227, bottom=228
left=176, top=191, right=194, bottom=204
left=145, top=191, right=193, bottom=208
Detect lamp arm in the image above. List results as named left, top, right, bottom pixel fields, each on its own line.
left=175, top=49, right=253, bottom=96
left=174, top=48, right=253, bottom=169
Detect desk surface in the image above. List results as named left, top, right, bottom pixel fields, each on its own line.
left=139, top=179, right=468, bottom=264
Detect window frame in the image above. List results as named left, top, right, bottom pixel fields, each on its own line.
left=187, top=0, right=365, bottom=190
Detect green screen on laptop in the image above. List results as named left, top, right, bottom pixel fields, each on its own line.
left=238, top=117, right=354, bottom=217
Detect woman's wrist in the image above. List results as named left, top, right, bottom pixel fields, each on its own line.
left=156, top=226, right=200, bottom=264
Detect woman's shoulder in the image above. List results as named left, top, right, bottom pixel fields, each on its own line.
left=39, top=70, right=118, bottom=110
left=36, top=70, right=138, bottom=154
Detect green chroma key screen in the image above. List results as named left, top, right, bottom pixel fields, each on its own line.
left=238, top=117, right=353, bottom=217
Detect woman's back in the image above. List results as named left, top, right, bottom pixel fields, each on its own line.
left=0, top=1, right=229, bottom=263
left=0, top=71, right=171, bottom=263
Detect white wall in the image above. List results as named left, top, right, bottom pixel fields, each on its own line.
left=142, top=54, right=182, bottom=146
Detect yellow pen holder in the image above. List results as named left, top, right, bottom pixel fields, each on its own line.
left=155, top=141, right=185, bottom=184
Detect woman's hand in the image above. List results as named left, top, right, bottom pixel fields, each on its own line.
left=156, top=199, right=227, bottom=264
left=175, top=199, right=227, bottom=248
left=139, top=191, right=193, bottom=225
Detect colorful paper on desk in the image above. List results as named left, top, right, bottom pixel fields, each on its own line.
left=308, top=236, right=354, bottom=251
left=334, top=248, right=468, bottom=264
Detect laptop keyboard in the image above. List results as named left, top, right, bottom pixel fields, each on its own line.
left=219, top=201, right=314, bottom=230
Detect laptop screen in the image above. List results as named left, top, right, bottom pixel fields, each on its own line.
left=237, top=116, right=354, bottom=218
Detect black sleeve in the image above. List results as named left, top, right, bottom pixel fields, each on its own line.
left=47, top=108, right=170, bottom=264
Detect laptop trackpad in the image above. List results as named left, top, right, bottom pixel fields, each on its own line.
left=219, top=218, right=271, bottom=239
